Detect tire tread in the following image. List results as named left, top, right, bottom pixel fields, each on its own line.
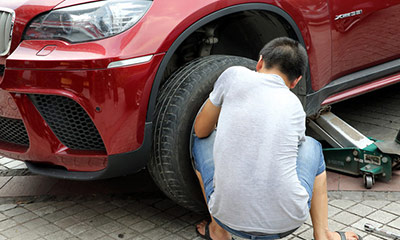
left=149, top=55, right=256, bottom=212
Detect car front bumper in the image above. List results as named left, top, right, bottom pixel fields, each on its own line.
left=0, top=41, right=164, bottom=179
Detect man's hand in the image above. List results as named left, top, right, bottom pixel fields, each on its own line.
left=194, top=99, right=221, bottom=138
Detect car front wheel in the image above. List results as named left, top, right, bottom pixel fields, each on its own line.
left=148, top=55, right=256, bottom=212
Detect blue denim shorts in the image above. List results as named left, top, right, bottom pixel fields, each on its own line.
left=192, top=131, right=326, bottom=239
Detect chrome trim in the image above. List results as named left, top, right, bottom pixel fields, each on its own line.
left=335, top=10, right=362, bottom=21
left=107, top=55, right=153, bottom=69
left=0, top=7, right=15, bottom=56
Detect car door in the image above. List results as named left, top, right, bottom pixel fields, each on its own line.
left=330, top=0, right=400, bottom=80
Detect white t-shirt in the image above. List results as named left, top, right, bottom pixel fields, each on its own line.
left=208, top=66, right=309, bottom=234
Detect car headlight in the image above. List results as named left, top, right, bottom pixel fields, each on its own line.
left=24, top=0, right=152, bottom=43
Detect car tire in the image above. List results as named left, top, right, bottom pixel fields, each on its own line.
left=148, top=55, right=256, bottom=212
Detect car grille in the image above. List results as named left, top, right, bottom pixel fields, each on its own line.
left=0, top=8, right=15, bottom=56
left=0, top=117, right=29, bottom=146
left=29, top=94, right=106, bottom=151
left=0, top=65, right=4, bottom=76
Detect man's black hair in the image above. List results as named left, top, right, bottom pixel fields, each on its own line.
left=259, top=37, right=308, bottom=82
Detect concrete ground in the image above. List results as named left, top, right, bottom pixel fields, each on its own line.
left=0, top=156, right=399, bottom=240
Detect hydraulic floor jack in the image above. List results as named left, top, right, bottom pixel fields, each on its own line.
left=308, top=109, right=400, bottom=189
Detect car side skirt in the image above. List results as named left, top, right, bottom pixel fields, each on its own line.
left=306, top=57, right=400, bottom=115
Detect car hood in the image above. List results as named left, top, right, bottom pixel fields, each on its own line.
left=4, top=0, right=101, bottom=15
left=4, top=0, right=103, bottom=11
left=4, top=0, right=65, bottom=12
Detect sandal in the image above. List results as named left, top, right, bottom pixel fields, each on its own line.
left=196, top=221, right=235, bottom=240
left=336, top=231, right=363, bottom=240
left=196, top=221, right=212, bottom=239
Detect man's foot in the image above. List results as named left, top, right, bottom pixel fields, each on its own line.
left=196, top=220, right=232, bottom=240
left=329, top=231, right=362, bottom=240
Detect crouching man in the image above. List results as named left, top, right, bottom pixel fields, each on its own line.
left=192, top=37, right=361, bottom=240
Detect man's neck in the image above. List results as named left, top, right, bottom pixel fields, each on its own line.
left=257, top=68, right=291, bottom=88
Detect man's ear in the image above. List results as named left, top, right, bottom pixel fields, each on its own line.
left=289, top=75, right=302, bottom=89
left=256, top=56, right=263, bottom=72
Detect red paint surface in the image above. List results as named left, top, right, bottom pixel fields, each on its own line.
left=330, top=0, right=400, bottom=86
left=3, top=54, right=164, bottom=152
left=0, top=52, right=163, bottom=171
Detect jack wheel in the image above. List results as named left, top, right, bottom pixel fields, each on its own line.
left=364, top=175, right=374, bottom=189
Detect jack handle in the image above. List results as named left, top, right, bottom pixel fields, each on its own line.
left=364, top=223, right=400, bottom=239
left=364, top=223, right=374, bottom=233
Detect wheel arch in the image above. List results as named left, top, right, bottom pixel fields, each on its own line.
left=146, top=3, right=308, bottom=122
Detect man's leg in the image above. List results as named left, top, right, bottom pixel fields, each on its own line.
left=195, top=170, right=232, bottom=240
left=192, top=132, right=232, bottom=240
left=297, top=137, right=360, bottom=240
left=311, top=171, right=361, bottom=240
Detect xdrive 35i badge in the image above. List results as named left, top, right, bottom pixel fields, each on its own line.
left=335, top=10, right=363, bottom=20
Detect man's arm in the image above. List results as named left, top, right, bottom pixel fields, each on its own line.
left=194, top=99, right=221, bottom=138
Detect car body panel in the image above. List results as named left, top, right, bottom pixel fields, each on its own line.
left=2, top=53, right=164, bottom=156
left=330, top=0, right=400, bottom=87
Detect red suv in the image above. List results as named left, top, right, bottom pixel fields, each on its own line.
left=1, top=0, right=399, bottom=211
